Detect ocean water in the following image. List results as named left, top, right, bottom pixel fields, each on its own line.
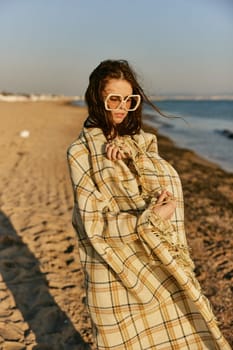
left=143, top=100, right=233, bottom=173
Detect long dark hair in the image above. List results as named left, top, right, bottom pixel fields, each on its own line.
left=84, top=59, right=164, bottom=139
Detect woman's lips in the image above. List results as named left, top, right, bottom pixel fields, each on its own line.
left=114, top=113, right=125, bottom=118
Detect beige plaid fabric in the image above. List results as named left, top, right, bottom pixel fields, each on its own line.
left=67, top=127, right=231, bottom=350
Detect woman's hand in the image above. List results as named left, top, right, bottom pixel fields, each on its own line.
left=106, top=141, right=131, bottom=161
left=152, top=189, right=177, bottom=220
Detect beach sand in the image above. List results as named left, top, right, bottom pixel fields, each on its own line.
left=0, top=101, right=232, bottom=349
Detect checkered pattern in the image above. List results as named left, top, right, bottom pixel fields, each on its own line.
left=67, top=127, right=230, bottom=349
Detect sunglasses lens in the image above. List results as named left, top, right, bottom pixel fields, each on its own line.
left=105, top=95, right=122, bottom=110
left=126, top=95, right=140, bottom=111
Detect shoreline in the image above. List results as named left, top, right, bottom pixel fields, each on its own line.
left=142, top=123, right=225, bottom=171
left=0, top=101, right=232, bottom=348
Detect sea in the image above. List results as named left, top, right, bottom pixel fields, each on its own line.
left=73, top=99, right=233, bottom=173
left=143, top=100, right=233, bottom=173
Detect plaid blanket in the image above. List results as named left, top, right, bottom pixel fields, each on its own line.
left=67, top=127, right=230, bottom=349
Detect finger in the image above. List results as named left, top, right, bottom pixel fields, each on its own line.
left=166, top=190, right=173, bottom=197
left=118, top=148, right=127, bottom=159
left=106, top=144, right=114, bottom=160
left=117, top=153, right=121, bottom=160
left=111, top=146, right=120, bottom=161
left=157, top=190, right=167, bottom=204
left=117, top=150, right=123, bottom=160
left=106, top=141, right=113, bottom=149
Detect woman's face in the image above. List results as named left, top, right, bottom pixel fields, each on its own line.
left=103, top=79, right=133, bottom=125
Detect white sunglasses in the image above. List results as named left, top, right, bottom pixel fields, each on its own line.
left=104, top=93, right=141, bottom=112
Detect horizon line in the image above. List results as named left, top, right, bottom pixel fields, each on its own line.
left=1, top=92, right=233, bottom=102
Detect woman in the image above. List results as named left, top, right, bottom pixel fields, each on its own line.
left=67, top=59, right=230, bottom=349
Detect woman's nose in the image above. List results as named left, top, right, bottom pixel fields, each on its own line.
left=119, top=100, right=127, bottom=110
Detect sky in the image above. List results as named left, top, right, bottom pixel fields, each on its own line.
left=0, top=0, right=233, bottom=97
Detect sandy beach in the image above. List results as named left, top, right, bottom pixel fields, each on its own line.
left=0, top=101, right=232, bottom=349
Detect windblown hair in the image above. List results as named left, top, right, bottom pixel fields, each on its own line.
left=84, top=59, right=163, bottom=139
